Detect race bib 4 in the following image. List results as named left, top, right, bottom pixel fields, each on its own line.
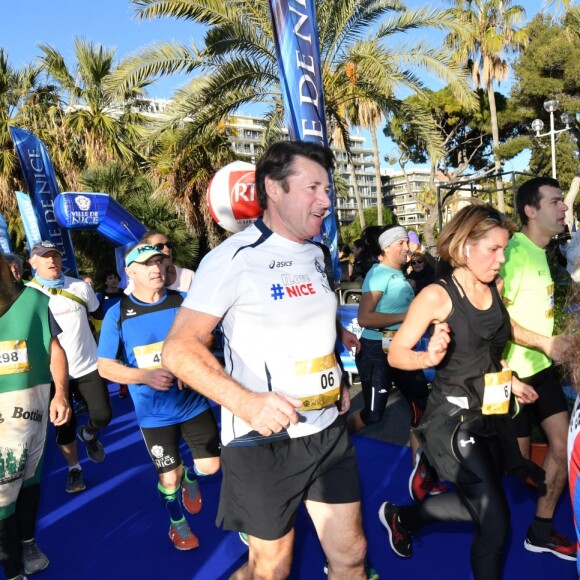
left=134, top=341, right=164, bottom=369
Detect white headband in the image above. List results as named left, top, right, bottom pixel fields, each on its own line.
left=378, top=227, right=408, bottom=250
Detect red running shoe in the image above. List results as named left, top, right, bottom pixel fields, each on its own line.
left=409, top=449, right=448, bottom=502
left=181, top=478, right=202, bottom=515
left=169, top=518, right=199, bottom=550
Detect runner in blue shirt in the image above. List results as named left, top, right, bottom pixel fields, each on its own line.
left=97, top=244, right=220, bottom=551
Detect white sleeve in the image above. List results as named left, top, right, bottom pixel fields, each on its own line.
left=86, top=283, right=101, bottom=313
left=182, top=244, right=240, bottom=318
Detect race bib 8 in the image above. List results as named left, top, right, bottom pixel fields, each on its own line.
left=0, top=340, right=30, bottom=375
left=293, top=352, right=341, bottom=411
left=482, top=369, right=512, bottom=415
left=382, top=330, right=396, bottom=353
left=133, top=341, right=164, bottom=369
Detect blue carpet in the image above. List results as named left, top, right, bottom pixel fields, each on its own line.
left=6, top=385, right=577, bottom=579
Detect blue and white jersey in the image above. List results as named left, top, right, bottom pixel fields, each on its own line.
left=183, top=218, right=340, bottom=447
left=98, top=290, right=209, bottom=428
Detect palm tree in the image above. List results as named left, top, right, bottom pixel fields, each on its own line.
left=0, top=49, right=63, bottom=217
left=110, top=0, right=474, bottom=233
left=38, top=38, right=150, bottom=173
left=445, top=0, right=528, bottom=212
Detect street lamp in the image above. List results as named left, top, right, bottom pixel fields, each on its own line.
left=531, top=99, right=576, bottom=179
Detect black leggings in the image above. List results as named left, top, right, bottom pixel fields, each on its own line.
left=0, top=483, right=41, bottom=578
left=52, top=369, right=112, bottom=446
left=400, top=422, right=510, bottom=580
left=356, top=337, right=429, bottom=427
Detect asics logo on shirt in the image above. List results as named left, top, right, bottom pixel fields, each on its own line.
left=269, top=260, right=293, bottom=269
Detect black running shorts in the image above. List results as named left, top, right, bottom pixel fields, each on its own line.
left=216, top=416, right=360, bottom=540
left=140, top=409, right=220, bottom=474
left=512, top=365, right=569, bottom=438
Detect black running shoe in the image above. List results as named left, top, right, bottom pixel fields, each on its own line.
left=378, top=502, right=412, bottom=558
left=77, top=425, right=105, bottom=463
left=524, top=527, right=577, bottom=561
left=65, top=468, right=86, bottom=493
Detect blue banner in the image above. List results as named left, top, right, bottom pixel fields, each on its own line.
left=15, top=191, right=42, bottom=252
left=0, top=212, right=11, bottom=254
left=268, top=0, right=340, bottom=282
left=9, top=127, right=78, bottom=275
left=54, top=192, right=146, bottom=247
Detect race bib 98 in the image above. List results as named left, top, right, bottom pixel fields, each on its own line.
left=0, top=340, right=30, bottom=375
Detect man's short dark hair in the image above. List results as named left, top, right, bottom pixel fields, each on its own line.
left=255, top=141, right=335, bottom=209
left=516, top=176, right=560, bottom=226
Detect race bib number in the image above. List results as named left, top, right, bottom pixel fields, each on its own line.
left=0, top=340, right=30, bottom=375
left=482, top=369, right=512, bottom=415
left=382, top=330, right=396, bottom=353
left=133, top=341, right=164, bottom=369
left=293, top=353, right=341, bottom=411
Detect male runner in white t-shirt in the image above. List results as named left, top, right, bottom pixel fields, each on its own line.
left=163, top=141, right=367, bottom=579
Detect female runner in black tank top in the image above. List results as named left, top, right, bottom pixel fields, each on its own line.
left=379, top=203, right=541, bottom=580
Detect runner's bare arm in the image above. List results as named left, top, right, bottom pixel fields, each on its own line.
left=49, top=337, right=71, bottom=426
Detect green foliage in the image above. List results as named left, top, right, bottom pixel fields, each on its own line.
left=340, top=206, right=395, bottom=245
left=76, top=162, right=200, bottom=275
left=511, top=11, right=580, bottom=185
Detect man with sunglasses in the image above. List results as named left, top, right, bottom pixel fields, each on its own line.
left=500, top=176, right=575, bottom=561
left=124, top=232, right=195, bottom=295
left=141, top=231, right=194, bottom=292
left=406, top=252, right=434, bottom=294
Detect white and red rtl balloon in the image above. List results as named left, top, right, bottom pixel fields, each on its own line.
left=207, top=161, right=263, bottom=233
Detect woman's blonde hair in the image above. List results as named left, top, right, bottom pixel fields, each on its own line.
left=437, top=200, right=517, bottom=268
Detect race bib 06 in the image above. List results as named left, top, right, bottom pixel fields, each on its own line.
left=293, top=352, right=341, bottom=411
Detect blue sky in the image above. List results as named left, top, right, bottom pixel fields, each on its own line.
left=3, top=0, right=551, bottom=172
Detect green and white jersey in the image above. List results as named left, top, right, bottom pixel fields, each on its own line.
left=183, top=218, right=340, bottom=447
left=500, top=232, right=554, bottom=377
left=0, top=287, right=57, bottom=519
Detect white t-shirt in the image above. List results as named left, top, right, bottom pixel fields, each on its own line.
left=28, top=276, right=99, bottom=379
left=183, top=219, right=340, bottom=447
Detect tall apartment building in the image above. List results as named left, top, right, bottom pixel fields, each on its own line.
left=227, top=115, right=379, bottom=228
left=381, top=167, right=451, bottom=229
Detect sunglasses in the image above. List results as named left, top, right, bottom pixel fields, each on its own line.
left=411, top=259, right=424, bottom=265
left=153, top=242, right=174, bottom=251
left=487, top=208, right=503, bottom=223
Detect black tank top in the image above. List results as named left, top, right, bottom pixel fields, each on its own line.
left=430, top=274, right=511, bottom=412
